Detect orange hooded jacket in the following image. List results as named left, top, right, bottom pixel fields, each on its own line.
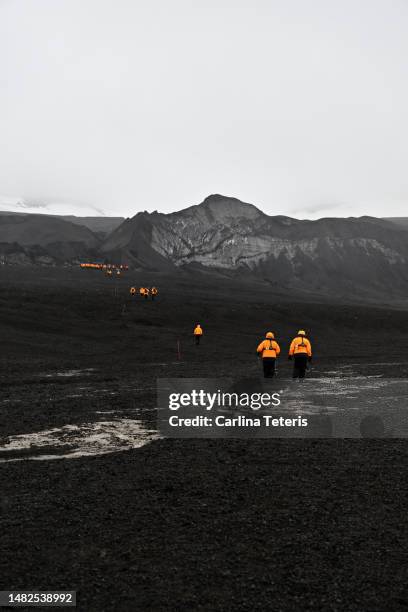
left=257, top=339, right=281, bottom=358
left=289, top=336, right=312, bottom=357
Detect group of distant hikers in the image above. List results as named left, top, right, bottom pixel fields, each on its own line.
left=129, top=286, right=158, bottom=300
left=193, top=325, right=312, bottom=380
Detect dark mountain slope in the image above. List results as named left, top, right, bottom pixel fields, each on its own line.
left=0, top=211, right=124, bottom=238
left=101, top=194, right=408, bottom=299
left=0, top=214, right=101, bottom=265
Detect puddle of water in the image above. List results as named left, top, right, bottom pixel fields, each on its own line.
left=0, top=419, right=159, bottom=463
left=144, top=363, right=170, bottom=367
left=59, top=387, right=154, bottom=401
left=337, top=362, right=405, bottom=368
left=43, top=368, right=96, bottom=378
left=276, top=373, right=408, bottom=414
left=279, top=401, right=339, bottom=415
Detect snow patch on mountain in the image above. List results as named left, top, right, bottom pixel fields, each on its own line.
left=0, top=196, right=106, bottom=218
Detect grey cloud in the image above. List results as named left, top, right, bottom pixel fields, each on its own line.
left=1, top=0, right=408, bottom=218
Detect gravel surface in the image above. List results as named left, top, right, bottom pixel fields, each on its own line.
left=0, top=267, right=407, bottom=611
left=1, top=439, right=407, bottom=611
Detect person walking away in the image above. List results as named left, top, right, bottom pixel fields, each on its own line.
left=257, top=332, right=281, bottom=378
left=194, top=324, right=203, bottom=345
left=288, top=330, right=312, bottom=380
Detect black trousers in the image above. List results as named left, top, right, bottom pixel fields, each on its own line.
left=262, top=357, right=276, bottom=378
left=195, top=335, right=201, bottom=345
left=293, top=354, right=308, bottom=379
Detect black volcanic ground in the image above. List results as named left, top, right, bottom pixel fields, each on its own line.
left=0, top=266, right=407, bottom=611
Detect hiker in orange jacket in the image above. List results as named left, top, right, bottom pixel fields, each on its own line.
left=256, top=332, right=281, bottom=378
left=288, top=330, right=312, bottom=380
left=194, top=324, right=203, bottom=345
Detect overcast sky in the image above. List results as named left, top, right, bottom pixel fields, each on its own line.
left=1, top=0, right=408, bottom=219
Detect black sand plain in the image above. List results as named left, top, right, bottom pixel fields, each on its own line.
left=0, top=266, right=407, bottom=611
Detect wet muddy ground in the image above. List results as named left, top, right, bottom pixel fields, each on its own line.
left=0, top=267, right=407, bottom=610
left=1, top=360, right=407, bottom=461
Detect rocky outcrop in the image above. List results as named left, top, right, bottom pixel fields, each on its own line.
left=101, top=194, right=408, bottom=298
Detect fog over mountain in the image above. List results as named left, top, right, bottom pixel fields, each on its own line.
left=0, top=196, right=107, bottom=218
left=2, top=1, right=408, bottom=218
